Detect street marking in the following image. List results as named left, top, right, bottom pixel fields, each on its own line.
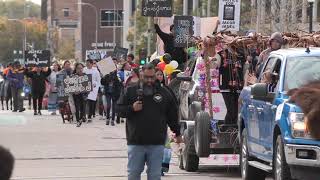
left=0, top=115, right=26, bottom=125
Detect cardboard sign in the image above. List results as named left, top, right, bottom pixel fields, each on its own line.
left=86, top=49, right=109, bottom=61
left=63, top=74, right=93, bottom=94
left=56, top=74, right=68, bottom=100
left=174, top=16, right=194, bottom=47
left=112, top=46, right=128, bottom=61
left=218, top=0, right=241, bottom=32
left=25, top=50, right=50, bottom=67
left=141, top=0, right=173, bottom=17
left=97, top=57, right=117, bottom=76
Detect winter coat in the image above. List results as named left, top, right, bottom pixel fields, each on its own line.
left=101, top=71, right=122, bottom=100
left=7, top=69, right=24, bottom=89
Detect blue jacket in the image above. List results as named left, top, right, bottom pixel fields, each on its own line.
left=7, top=69, right=24, bottom=89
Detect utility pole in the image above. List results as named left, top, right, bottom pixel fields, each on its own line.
left=207, top=0, right=211, bottom=17
left=147, top=17, right=151, bottom=58
left=183, top=0, right=188, bottom=15
left=256, top=0, right=261, bottom=33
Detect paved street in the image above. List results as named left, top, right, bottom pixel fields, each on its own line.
left=0, top=110, right=241, bottom=180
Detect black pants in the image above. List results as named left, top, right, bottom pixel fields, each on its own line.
left=87, top=99, right=96, bottom=119
left=105, top=94, right=120, bottom=123
left=11, top=87, right=23, bottom=111
left=73, top=94, right=86, bottom=122
left=32, top=93, right=44, bottom=111
left=222, top=92, right=239, bottom=124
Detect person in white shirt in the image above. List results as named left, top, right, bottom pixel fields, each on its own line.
left=84, top=59, right=101, bottom=122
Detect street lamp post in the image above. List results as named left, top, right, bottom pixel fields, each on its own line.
left=308, top=0, right=315, bottom=33
left=113, top=0, right=116, bottom=48
left=78, top=2, right=98, bottom=49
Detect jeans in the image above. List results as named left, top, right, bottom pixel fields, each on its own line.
left=105, top=94, right=119, bottom=122
left=127, top=145, right=164, bottom=180
left=87, top=99, right=96, bottom=119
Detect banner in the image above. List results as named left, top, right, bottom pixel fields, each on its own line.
left=56, top=74, right=68, bottom=100
left=25, top=50, right=50, bottom=67
left=86, top=49, right=109, bottom=61
left=63, top=74, right=92, bottom=94
left=218, top=0, right=241, bottom=32
left=112, top=46, right=128, bottom=61
left=174, top=16, right=194, bottom=47
left=141, top=0, right=173, bottom=17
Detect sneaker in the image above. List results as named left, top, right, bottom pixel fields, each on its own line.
left=12, top=110, right=17, bottom=112
left=34, top=111, right=38, bottom=115
left=38, top=111, right=42, bottom=115
left=111, top=121, right=115, bottom=126
left=19, top=108, right=26, bottom=112
left=87, top=118, right=92, bottom=123
left=121, top=119, right=125, bottom=123
left=76, top=121, right=82, bottom=127
left=106, top=120, right=110, bottom=125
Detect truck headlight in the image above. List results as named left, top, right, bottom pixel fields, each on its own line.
left=289, top=112, right=310, bottom=138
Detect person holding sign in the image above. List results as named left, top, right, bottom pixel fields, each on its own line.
left=24, top=66, right=51, bottom=115
left=72, top=63, right=88, bottom=127
left=84, top=59, right=101, bottom=122
left=7, top=61, right=25, bottom=112
left=154, top=18, right=187, bottom=70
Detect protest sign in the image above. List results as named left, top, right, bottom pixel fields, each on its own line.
left=174, top=16, right=194, bottom=47
left=25, top=50, right=50, bottom=67
left=112, top=46, right=128, bottom=61
left=63, top=74, right=92, bottom=94
left=141, top=0, right=173, bottom=17
left=97, top=57, right=117, bottom=76
left=56, top=74, right=68, bottom=100
left=218, top=0, right=241, bottom=32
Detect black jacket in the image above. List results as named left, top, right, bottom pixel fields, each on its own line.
left=101, top=72, right=122, bottom=100
left=154, top=24, right=187, bottom=66
left=117, top=83, right=181, bottom=145
left=25, top=68, right=51, bottom=95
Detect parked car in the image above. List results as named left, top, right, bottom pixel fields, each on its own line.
left=238, top=48, right=320, bottom=180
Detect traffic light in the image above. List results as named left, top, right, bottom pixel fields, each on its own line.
left=139, top=58, right=146, bottom=65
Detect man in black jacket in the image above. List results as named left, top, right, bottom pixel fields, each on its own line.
left=117, top=64, right=182, bottom=180
left=154, top=19, right=187, bottom=70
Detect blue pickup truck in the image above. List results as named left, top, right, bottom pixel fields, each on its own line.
left=238, top=48, right=320, bottom=180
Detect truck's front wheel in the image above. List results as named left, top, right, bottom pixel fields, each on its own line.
left=241, top=129, right=266, bottom=180
left=274, top=135, right=292, bottom=180
left=182, top=128, right=199, bottom=172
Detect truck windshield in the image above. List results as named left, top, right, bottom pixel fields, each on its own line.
left=285, top=56, right=320, bottom=91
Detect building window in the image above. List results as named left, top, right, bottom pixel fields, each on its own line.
left=100, top=10, right=123, bottom=27
left=63, top=8, right=69, bottom=17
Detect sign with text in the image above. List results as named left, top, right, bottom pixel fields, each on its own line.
left=174, top=16, right=194, bottom=47
left=25, top=50, right=50, bottom=67
left=63, top=74, right=93, bottom=94
left=86, top=49, right=109, bottom=61
left=218, top=0, right=241, bottom=32
left=112, top=46, right=128, bottom=61
left=141, top=0, right=173, bottom=17
left=56, top=74, right=68, bottom=100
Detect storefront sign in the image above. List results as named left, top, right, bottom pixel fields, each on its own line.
left=218, top=0, right=241, bottom=32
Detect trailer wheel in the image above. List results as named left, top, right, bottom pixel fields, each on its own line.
left=194, top=111, right=211, bottom=157
left=182, top=128, right=199, bottom=172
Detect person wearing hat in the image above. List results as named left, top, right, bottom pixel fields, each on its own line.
left=154, top=18, right=187, bottom=70
left=256, top=32, right=283, bottom=78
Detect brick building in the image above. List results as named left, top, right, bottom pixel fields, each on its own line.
left=75, top=0, right=124, bottom=61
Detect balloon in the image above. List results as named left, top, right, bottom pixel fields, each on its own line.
left=164, top=64, right=174, bottom=75
left=157, top=62, right=166, bottom=71
left=169, top=60, right=179, bottom=69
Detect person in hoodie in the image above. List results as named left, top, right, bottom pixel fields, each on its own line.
left=84, top=59, right=101, bottom=122
left=25, top=66, right=51, bottom=115
left=6, top=61, right=25, bottom=112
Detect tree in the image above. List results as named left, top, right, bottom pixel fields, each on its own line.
left=0, top=0, right=41, bottom=19
left=56, top=40, right=75, bottom=60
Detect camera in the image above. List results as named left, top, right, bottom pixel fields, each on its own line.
left=137, top=89, right=143, bottom=102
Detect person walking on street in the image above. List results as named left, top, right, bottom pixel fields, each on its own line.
left=72, top=63, right=88, bottom=127
left=25, top=66, right=51, bottom=115
left=117, top=63, right=182, bottom=180
left=7, top=61, right=25, bottom=112
left=84, top=59, right=101, bottom=122
left=101, top=71, right=122, bottom=126
left=125, top=68, right=140, bottom=88
left=127, top=54, right=139, bottom=69
left=48, top=62, right=61, bottom=115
